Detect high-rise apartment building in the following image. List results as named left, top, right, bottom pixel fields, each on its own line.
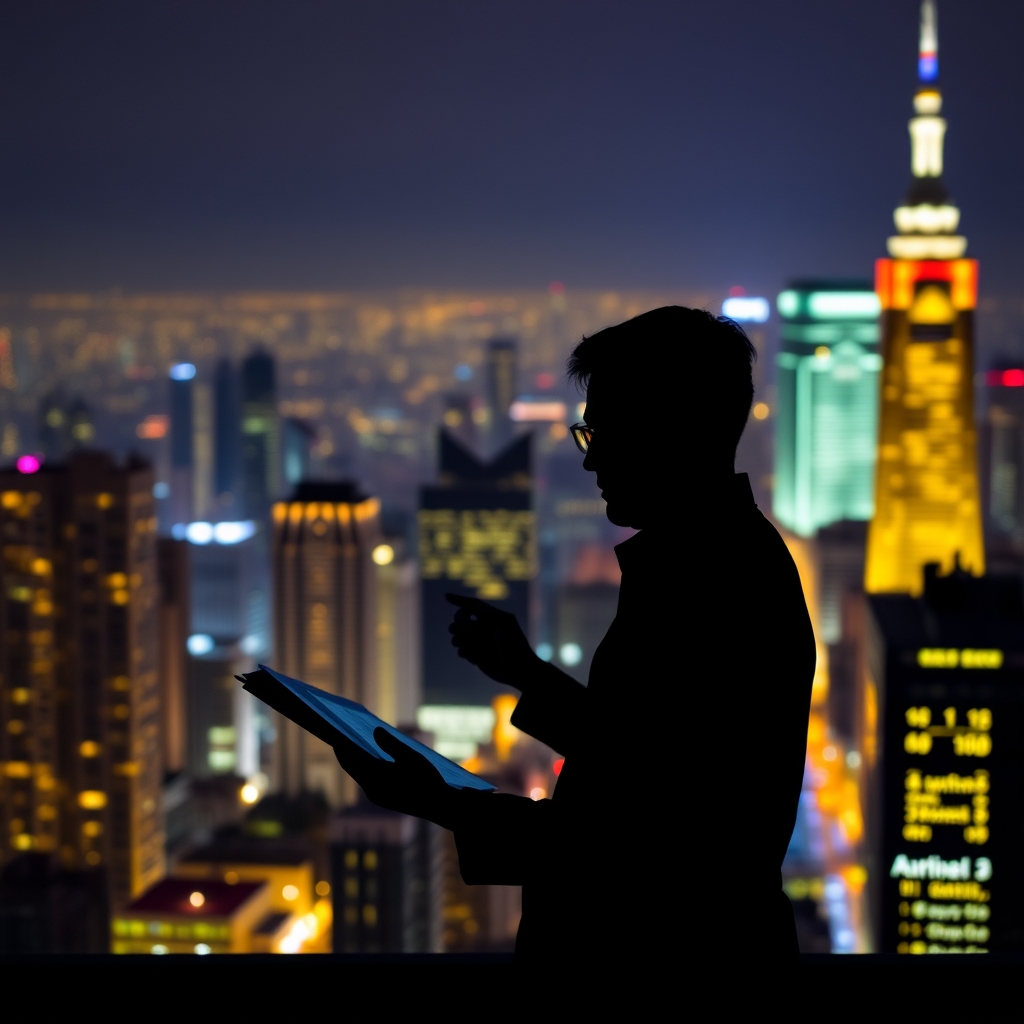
left=271, top=482, right=383, bottom=805
left=773, top=281, right=882, bottom=537
left=419, top=432, right=534, bottom=712
left=241, top=351, right=279, bottom=520
left=0, top=452, right=164, bottom=909
left=865, top=0, right=983, bottom=595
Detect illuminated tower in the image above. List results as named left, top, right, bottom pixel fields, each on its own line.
left=865, top=0, right=983, bottom=595
left=271, top=482, right=383, bottom=805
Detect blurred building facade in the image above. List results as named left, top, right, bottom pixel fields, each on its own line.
left=272, top=482, right=383, bottom=805
left=773, top=281, right=881, bottom=538
left=419, top=431, right=534, bottom=716
left=0, top=452, right=164, bottom=909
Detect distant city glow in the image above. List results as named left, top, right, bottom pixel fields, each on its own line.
left=194, top=943, right=211, bottom=955
left=15, top=455, right=40, bottom=474
left=752, top=402, right=770, bottom=421
left=136, top=414, right=169, bottom=439
left=189, top=891, right=205, bottom=908
left=535, top=643, right=553, bottom=662
left=151, top=944, right=168, bottom=955
left=169, top=363, right=196, bottom=381
left=535, top=372, right=555, bottom=389
left=371, top=543, right=395, bottom=566
left=282, top=884, right=300, bottom=902
left=529, top=787, right=546, bottom=801
left=776, top=291, right=800, bottom=318
left=187, top=634, right=215, bottom=656
left=918, top=54, right=937, bottom=81
left=509, top=399, right=567, bottom=422
left=807, top=292, right=881, bottom=319
left=240, top=783, right=260, bottom=804
left=240, top=635, right=262, bottom=655
left=721, top=296, right=770, bottom=323
left=559, top=642, right=582, bottom=666
left=454, top=364, right=472, bottom=381
left=173, top=521, right=257, bottom=545
left=986, top=369, right=1024, bottom=388
left=153, top=482, right=170, bottom=499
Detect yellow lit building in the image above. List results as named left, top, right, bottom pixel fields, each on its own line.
left=112, top=877, right=271, bottom=954
left=865, top=1, right=983, bottom=595
left=0, top=452, right=164, bottom=908
left=272, top=482, right=383, bottom=805
left=173, top=840, right=315, bottom=916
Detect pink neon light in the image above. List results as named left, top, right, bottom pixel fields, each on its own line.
left=16, top=455, right=41, bottom=474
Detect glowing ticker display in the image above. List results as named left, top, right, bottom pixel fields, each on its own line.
left=873, top=640, right=1024, bottom=953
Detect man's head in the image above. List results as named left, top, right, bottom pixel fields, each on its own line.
left=567, top=305, right=756, bottom=529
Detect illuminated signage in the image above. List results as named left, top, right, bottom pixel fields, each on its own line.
left=721, top=296, right=769, bottom=323
left=867, top=598, right=1024, bottom=954
left=916, top=649, right=1003, bottom=669
left=418, top=508, right=535, bottom=601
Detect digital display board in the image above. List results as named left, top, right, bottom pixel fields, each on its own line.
left=874, top=637, right=1024, bottom=953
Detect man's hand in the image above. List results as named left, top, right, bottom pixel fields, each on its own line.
left=446, top=593, right=541, bottom=691
left=334, top=728, right=463, bottom=829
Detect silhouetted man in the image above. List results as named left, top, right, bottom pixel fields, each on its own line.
left=335, top=306, right=815, bottom=989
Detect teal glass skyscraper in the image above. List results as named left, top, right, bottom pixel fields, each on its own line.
left=773, top=281, right=882, bottom=537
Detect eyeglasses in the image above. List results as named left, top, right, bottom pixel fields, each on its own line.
left=569, top=422, right=594, bottom=454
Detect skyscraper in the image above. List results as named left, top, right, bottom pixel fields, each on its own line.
left=214, top=357, right=240, bottom=513
left=865, top=0, right=983, bottom=595
left=773, top=281, right=882, bottom=537
left=0, top=452, right=164, bottom=909
left=419, top=432, right=534, bottom=713
left=271, top=482, right=383, bottom=805
left=241, top=351, right=280, bottom=520
left=981, top=366, right=1024, bottom=540
left=169, top=362, right=196, bottom=527
left=485, top=339, right=517, bottom=454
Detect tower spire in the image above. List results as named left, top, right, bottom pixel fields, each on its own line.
left=918, top=0, right=938, bottom=82
left=887, top=0, right=965, bottom=260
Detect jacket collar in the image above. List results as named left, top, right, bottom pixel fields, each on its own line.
left=613, top=473, right=755, bottom=573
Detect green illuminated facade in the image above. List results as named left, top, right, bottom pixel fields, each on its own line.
left=773, top=281, right=882, bottom=537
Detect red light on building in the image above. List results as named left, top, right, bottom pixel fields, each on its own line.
left=985, top=369, right=1024, bottom=388
left=552, top=758, right=564, bottom=776
left=136, top=415, right=169, bottom=439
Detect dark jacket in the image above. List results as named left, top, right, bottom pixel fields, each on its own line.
left=453, top=474, right=816, bottom=961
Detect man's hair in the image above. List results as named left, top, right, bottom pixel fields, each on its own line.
left=567, top=305, right=756, bottom=456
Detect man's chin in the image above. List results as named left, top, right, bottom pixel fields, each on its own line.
left=603, top=498, right=641, bottom=529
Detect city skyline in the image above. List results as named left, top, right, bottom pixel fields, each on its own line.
left=1, top=2, right=1024, bottom=303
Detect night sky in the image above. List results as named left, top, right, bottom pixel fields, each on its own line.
left=1, top=0, right=1023, bottom=297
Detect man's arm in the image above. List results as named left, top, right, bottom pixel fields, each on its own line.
left=447, top=593, right=587, bottom=753
left=510, top=661, right=587, bottom=755
left=453, top=791, right=554, bottom=886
